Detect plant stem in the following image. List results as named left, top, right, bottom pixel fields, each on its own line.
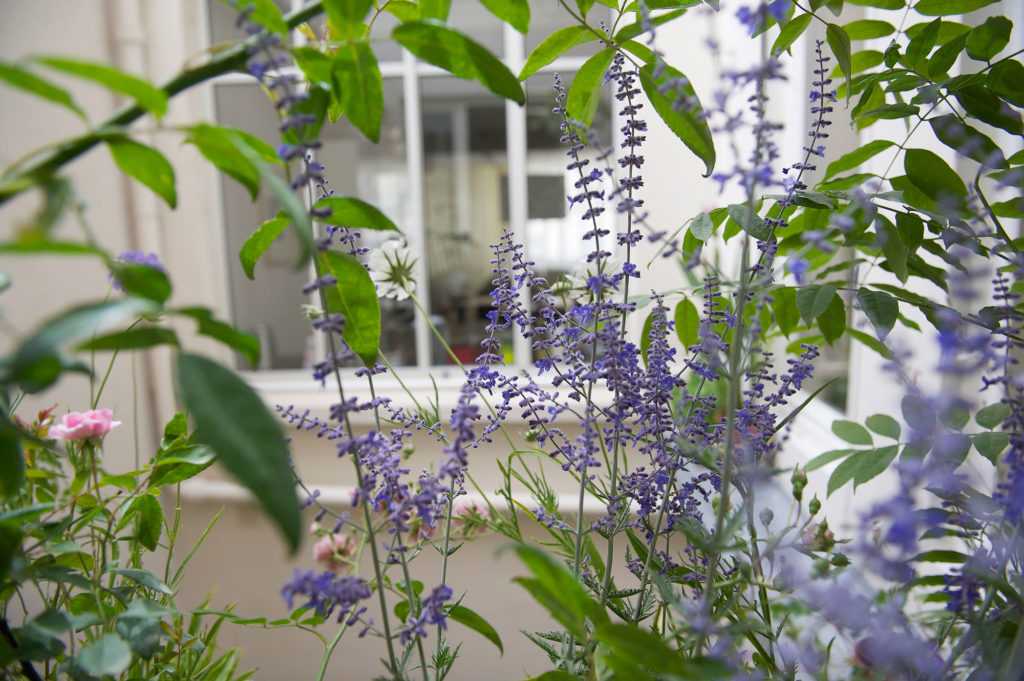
left=0, top=2, right=325, bottom=205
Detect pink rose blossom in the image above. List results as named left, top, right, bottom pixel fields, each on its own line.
left=50, top=409, right=122, bottom=442
left=312, top=533, right=356, bottom=573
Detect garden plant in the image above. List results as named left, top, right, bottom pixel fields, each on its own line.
left=1, top=0, right=1023, bottom=679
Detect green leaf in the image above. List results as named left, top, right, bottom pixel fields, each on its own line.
left=333, top=42, right=383, bottom=143
left=832, top=419, right=872, bottom=446
left=615, top=8, right=688, bottom=43
left=845, top=0, right=904, bottom=8
left=232, top=0, right=289, bottom=34
left=419, top=0, right=451, bottom=20
left=107, top=137, right=177, bottom=208
left=929, top=114, right=1005, bottom=169
left=866, top=414, right=900, bottom=440
left=842, top=19, right=894, bottom=40
left=905, top=18, right=940, bottom=67
left=977, top=402, right=1010, bottom=429
left=973, top=431, right=1009, bottom=465
left=512, top=545, right=607, bottom=640
left=674, top=298, right=699, bottom=348
left=805, top=448, right=853, bottom=472
left=37, top=56, right=166, bottom=118
left=173, top=306, right=260, bottom=369
left=916, top=0, right=997, bottom=14
left=116, top=599, right=167, bottom=659
left=857, top=288, right=897, bottom=340
left=0, top=417, right=25, bottom=499
left=313, top=196, right=401, bottom=232
left=293, top=47, right=334, bottom=85
left=689, top=212, right=714, bottom=241
left=989, top=60, right=1024, bottom=107
left=0, top=61, right=84, bottom=118
left=240, top=215, right=290, bottom=280
left=826, top=24, right=852, bottom=99
left=773, top=13, right=813, bottom=55
left=638, top=63, right=715, bottom=177
left=796, top=284, right=836, bottom=324
left=772, top=287, right=799, bottom=337
left=566, top=48, right=616, bottom=126
left=323, top=0, right=373, bottom=36
left=109, top=262, right=173, bottom=304
left=519, top=27, right=594, bottom=80
left=78, top=326, right=179, bottom=352
left=6, top=297, right=158, bottom=393
left=817, top=292, right=845, bottom=344
left=109, top=567, right=173, bottom=595
left=184, top=124, right=279, bottom=200
left=596, top=623, right=726, bottom=680
left=726, top=204, right=770, bottom=241
left=74, top=634, right=132, bottom=678
left=318, top=251, right=381, bottom=367
left=875, top=215, right=908, bottom=283
left=966, top=15, right=1011, bottom=61
left=828, top=446, right=898, bottom=496
left=527, top=673, right=579, bottom=681
left=131, top=495, right=162, bottom=551
left=640, top=311, right=655, bottom=367
left=928, top=33, right=967, bottom=79
left=954, top=85, right=1022, bottom=136
left=904, top=147, right=966, bottom=203
left=448, top=605, right=503, bottom=654
left=824, top=140, right=893, bottom=179
left=230, top=134, right=314, bottom=267
left=479, top=0, right=529, bottom=34
left=914, top=550, right=968, bottom=563
left=176, top=352, right=300, bottom=553
left=393, top=21, right=525, bottom=104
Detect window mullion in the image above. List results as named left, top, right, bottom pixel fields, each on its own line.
left=402, top=50, right=431, bottom=369
left=504, top=23, right=530, bottom=369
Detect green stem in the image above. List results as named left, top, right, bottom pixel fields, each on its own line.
left=0, top=2, right=325, bottom=205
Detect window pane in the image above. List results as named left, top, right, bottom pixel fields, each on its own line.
left=208, top=0, right=290, bottom=45
left=215, top=82, right=313, bottom=371
left=318, top=79, right=418, bottom=366
left=421, top=77, right=511, bottom=365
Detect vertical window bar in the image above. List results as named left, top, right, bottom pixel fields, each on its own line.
left=504, top=22, right=530, bottom=368
left=403, top=50, right=431, bottom=368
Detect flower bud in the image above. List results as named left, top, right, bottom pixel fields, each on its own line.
left=808, top=495, right=821, bottom=516
left=830, top=553, right=849, bottom=567
left=759, top=508, right=774, bottom=529
left=791, top=465, right=807, bottom=501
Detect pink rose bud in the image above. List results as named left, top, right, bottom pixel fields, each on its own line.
left=50, top=409, right=121, bottom=442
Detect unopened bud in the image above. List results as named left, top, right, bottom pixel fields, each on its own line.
left=759, top=508, right=774, bottom=529
left=808, top=495, right=821, bottom=516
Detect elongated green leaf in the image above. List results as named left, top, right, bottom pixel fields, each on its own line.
left=0, top=61, right=84, bottom=118
left=230, top=135, right=314, bottom=267
left=520, top=27, right=594, bottom=80
left=323, top=0, right=373, bottom=36
left=448, top=605, right=503, bottom=654
left=512, top=545, right=607, bottom=640
left=109, top=567, right=173, bottom=595
left=130, top=495, right=163, bottom=551
left=805, top=448, right=853, bottom=472
left=773, top=13, right=812, bottom=55
left=866, top=414, right=900, bottom=440
left=989, top=60, right=1024, bottom=107
left=904, top=148, right=966, bottom=203
left=772, top=287, right=799, bottom=337
left=172, top=307, right=260, bottom=367
left=928, top=33, right=967, bottom=78
left=107, top=137, right=176, bottom=208
left=929, top=114, right=1005, bottom=169
left=640, top=310, right=655, bottom=367
left=0, top=416, right=25, bottom=499
left=176, top=352, right=300, bottom=552
left=419, top=0, right=451, bottom=20
left=318, top=251, right=381, bottom=366
left=567, top=48, right=616, bottom=126
left=527, top=673, right=579, bottom=681
left=185, top=124, right=279, bottom=200
left=37, top=56, right=166, bottom=117
left=974, top=431, right=1009, bottom=464
left=857, top=288, right=897, bottom=340
left=832, top=420, right=872, bottom=446
left=827, top=445, right=898, bottom=496
left=916, top=0, right=997, bottom=15
left=875, top=215, right=908, bottom=283
left=817, top=292, right=845, bottom=344
left=313, top=196, right=400, bottom=232
left=334, top=41, right=383, bottom=143
left=976, top=402, right=1010, bottom=429
left=674, top=298, right=699, bottom=348
left=394, top=21, right=524, bottom=104
left=109, top=262, right=172, bottom=304
left=967, top=16, right=1010, bottom=61
left=842, top=19, right=894, bottom=40
left=954, top=85, right=1022, bottom=136
left=726, top=204, right=769, bottom=240
left=597, top=623, right=726, bottom=680
left=78, top=327, right=179, bottom=352
left=639, top=63, right=715, bottom=176
left=480, top=0, right=529, bottom=34
left=240, top=215, right=290, bottom=280
left=615, top=8, right=687, bottom=42
left=7, top=297, right=158, bottom=393
left=826, top=24, right=852, bottom=99
left=796, top=284, right=836, bottom=324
